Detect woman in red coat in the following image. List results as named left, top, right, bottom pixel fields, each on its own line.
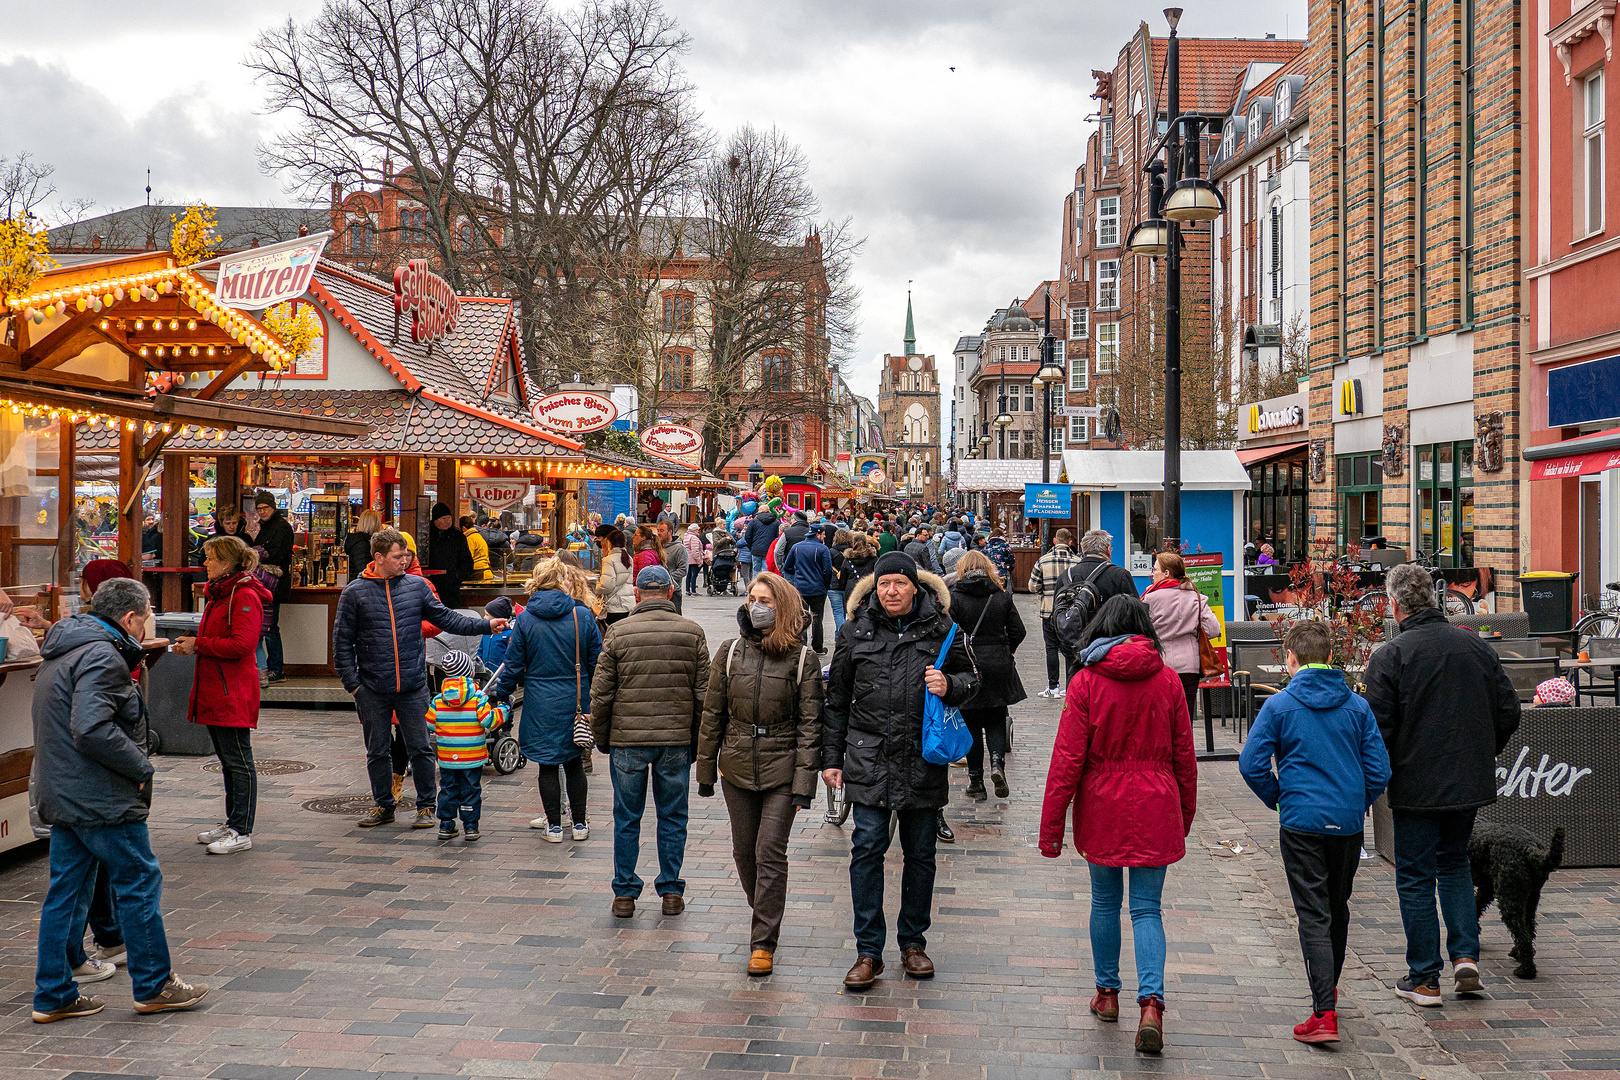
left=174, top=535, right=272, bottom=855
left=1039, top=594, right=1198, bottom=1055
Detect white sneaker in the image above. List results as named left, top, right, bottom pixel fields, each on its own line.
left=72, top=959, right=117, bottom=984
left=197, top=824, right=230, bottom=845
left=544, top=824, right=565, bottom=843
left=90, top=945, right=126, bottom=967
left=572, top=820, right=590, bottom=841
left=529, top=816, right=550, bottom=829
left=205, top=828, right=252, bottom=854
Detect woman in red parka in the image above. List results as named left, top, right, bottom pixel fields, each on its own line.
left=1039, top=594, right=1198, bottom=1055
left=174, top=535, right=272, bottom=856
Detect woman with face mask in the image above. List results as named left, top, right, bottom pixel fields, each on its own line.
left=695, top=571, right=824, bottom=978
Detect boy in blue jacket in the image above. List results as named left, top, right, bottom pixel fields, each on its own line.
left=1240, top=620, right=1391, bottom=1046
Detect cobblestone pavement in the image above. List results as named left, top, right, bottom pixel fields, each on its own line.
left=0, top=591, right=1612, bottom=1080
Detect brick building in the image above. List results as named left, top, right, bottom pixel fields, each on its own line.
left=1521, top=0, right=1620, bottom=605
left=967, top=288, right=1064, bottom=463
left=1305, top=0, right=1522, bottom=605
left=878, top=295, right=942, bottom=502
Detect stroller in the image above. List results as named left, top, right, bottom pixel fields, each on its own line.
left=708, top=545, right=739, bottom=596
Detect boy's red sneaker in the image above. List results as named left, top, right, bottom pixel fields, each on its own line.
left=1293, top=1010, right=1340, bottom=1044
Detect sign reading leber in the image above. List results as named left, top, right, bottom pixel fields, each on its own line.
left=531, top=391, right=618, bottom=434
left=464, top=481, right=530, bottom=509
left=215, top=235, right=328, bottom=308
left=640, top=423, right=703, bottom=461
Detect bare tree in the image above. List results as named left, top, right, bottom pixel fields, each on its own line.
left=1099, top=301, right=1234, bottom=450
left=0, top=154, right=56, bottom=221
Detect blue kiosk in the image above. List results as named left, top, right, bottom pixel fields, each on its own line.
left=1060, top=449, right=1252, bottom=624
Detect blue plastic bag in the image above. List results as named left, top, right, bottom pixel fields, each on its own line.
left=921, top=623, right=972, bottom=765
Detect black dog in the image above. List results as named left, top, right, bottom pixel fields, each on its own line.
left=1469, top=823, right=1565, bottom=979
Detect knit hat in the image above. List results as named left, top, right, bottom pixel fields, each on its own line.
left=82, top=559, right=135, bottom=592
left=1535, top=677, right=1575, bottom=705
left=432, top=502, right=452, bottom=521
left=254, top=491, right=276, bottom=509
left=484, top=596, right=515, bottom=620
left=441, top=650, right=475, bottom=680
left=873, top=550, right=919, bottom=588
left=636, top=564, right=673, bottom=589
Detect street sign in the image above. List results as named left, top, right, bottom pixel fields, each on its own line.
left=1023, top=482, right=1072, bottom=518
left=1060, top=405, right=1101, bottom=418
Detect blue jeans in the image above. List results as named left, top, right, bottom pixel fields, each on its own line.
left=356, top=686, right=437, bottom=811
left=1392, top=808, right=1480, bottom=984
left=36, top=822, right=172, bottom=1009
left=610, top=745, right=691, bottom=899
left=686, top=564, right=701, bottom=593
left=438, top=767, right=482, bottom=828
left=1089, top=863, right=1168, bottom=1003
left=828, top=589, right=846, bottom=633
left=849, top=803, right=937, bottom=957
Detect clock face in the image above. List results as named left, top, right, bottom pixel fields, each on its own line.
left=908, top=356, right=923, bottom=371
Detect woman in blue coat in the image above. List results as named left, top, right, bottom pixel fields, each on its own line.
left=493, top=558, right=602, bottom=843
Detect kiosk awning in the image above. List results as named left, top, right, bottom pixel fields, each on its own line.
left=1235, top=440, right=1307, bottom=467
left=1060, top=449, right=1252, bottom=491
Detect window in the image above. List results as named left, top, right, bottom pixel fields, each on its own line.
left=347, top=216, right=373, bottom=254
left=1008, top=390, right=1020, bottom=413
left=1248, top=105, right=1262, bottom=142
left=1095, top=322, right=1119, bottom=373
left=661, top=291, right=694, bottom=331
left=1097, top=196, right=1121, bottom=247
left=1069, top=306, right=1089, bottom=340
left=1021, top=345, right=1030, bottom=361
left=1275, top=79, right=1292, bottom=124
left=659, top=348, right=693, bottom=391
left=1070, top=415, right=1089, bottom=442
left=1024, top=385, right=1035, bottom=412
left=1269, top=202, right=1283, bottom=322
left=1070, top=353, right=1090, bottom=390
left=1222, top=120, right=1237, bottom=159
left=1126, top=491, right=1165, bottom=573
left=1099, top=116, right=1114, bottom=159
left=1585, top=70, right=1605, bottom=235
left=1006, top=430, right=1020, bottom=458
left=1054, top=339, right=1066, bottom=366
left=1414, top=442, right=1476, bottom=568
left=762, top=422, right=791, bottom=457
left=1335, top=452, right=1385, bottom=555
left=456, top=219, right=473, bottom=250
left=1050, top=384, right=1064, bottom=409
left=1096, top=259, right=1120, bottom=309
left=763, top=352, right=791, bottom=391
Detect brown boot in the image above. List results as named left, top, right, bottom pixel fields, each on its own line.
left=901, top=946, right=934, bottom=978
left=1135, top=997, right=1164, bottom=1054
left=843, top=956, right=883, bottom=989
left=747, top=950, right=773, bottom=976
left=611, top=897, right=634, bottom=918
left=1089, top=987, right=1119, bottom=1022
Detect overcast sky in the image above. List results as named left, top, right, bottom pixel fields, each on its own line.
left=0, top=0, right=1305, bottom=411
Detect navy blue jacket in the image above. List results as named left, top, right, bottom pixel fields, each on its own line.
left=782, top=536, right=833, bottom=598
left=491, top=590, right=602, bottom=765
left=333, top=571, right=489, bottom=695
left=1239, top=666, right=1391, bottom=836
left=32, top=614, right=154, bottom=827
left=744, top=511, right=780, bottom=561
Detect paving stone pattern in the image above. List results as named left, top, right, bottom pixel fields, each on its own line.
left=0, top=592, right=1610, bottom=1079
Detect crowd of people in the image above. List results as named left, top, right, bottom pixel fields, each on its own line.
left=25, top=498, right=1531, bottom=1060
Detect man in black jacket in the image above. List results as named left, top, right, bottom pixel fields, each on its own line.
left=427, top=501, right=474, bottom=609
left=253, top=492, right=295, bottom=683
left=1053, top=529, right=1139, bottom=679
left=30, top=578, right=209, bottom=1022
left=822, top=551, right=978, bottom=990
left=335, top=529, right=506, bottom=829
left=1363, top=563, right=1520, bottom=1006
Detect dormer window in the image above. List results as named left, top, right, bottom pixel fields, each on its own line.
left=1275, top=80, right=1292, bottom=124
left=1248, top=105, right=1263, bottom=142
left=1223, top=121, right=1237, bottom=159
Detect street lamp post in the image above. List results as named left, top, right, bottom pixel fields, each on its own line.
left=1035, top=288, right=1067, bottom=553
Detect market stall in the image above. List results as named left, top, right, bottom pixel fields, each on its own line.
left=954, top=458, right=1072, bottom=591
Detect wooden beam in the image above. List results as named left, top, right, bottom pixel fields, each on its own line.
left=217, top=454, right=240, bottom=520
left=20, top=310, right=99, bottom=369
left=195, top=355, right=255, bottom=399
left=161, top=453, right=189, bottom=611
left=150, top=393, right=370, bottom=439
left=57, top=418, right=75, bottom=591
left=399, top=456, right=421, bottom=540
left=117, top=426, right=140, bottom=570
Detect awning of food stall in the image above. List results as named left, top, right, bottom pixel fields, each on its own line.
left=1235, top=440, right=1308, bottom=467
left=1060, top=449, right=1252, bottom=491
left=954, top=457, right=1065, bottom=492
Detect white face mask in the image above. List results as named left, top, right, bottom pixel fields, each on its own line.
left=748, top=602, right=776, bottom=630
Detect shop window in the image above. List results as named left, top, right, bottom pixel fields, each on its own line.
left=2, top=416, right=60, bottom=589
left=1335, top=452, right=1384, bottom=554
left=661, top=291, right=694, bottom=331
left=762, top=422, right=791, bottom=457
left=1126, top=491, right=1164, bottom=573
left=1415, top=441, right=1475, bottom=568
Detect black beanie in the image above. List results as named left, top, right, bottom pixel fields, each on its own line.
left=873, top=550, right=919, bottom=588
left=432, top=502, right=452, bottom=520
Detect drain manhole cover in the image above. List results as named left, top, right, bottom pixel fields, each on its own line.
left=302, top=794, right=415, bottom=815
left=203, top=759, right=316, bottom=776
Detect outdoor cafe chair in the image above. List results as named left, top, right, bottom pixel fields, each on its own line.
left=1495, top=656, right=1563, bottom=704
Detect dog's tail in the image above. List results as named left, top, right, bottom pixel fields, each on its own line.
left=1545, top=827, right=1566, bottom=873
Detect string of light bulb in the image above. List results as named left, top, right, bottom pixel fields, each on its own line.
left=0, top=395, right=230, bottom=442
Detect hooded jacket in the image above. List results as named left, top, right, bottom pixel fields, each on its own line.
left=1240, top=666, right=1391, bottom=836
left=31, top=614, right=153, bottom=828
left=744, top=510, right=780, bottom=561
left=1363, top=606, right=1521, bottom=812
left=822, top=570, right=980, bottom=809
left=426, top=676, right=504, bottom=769
left=781, top=535, right=833, bottom=598
left=464, top=527, right=492, bottom=581
left=948, top=571, right=1028, bottom=710
left=697, top=607, right=824, bottom=797
left=492, top=589, right=602, bottom=765
left=188, top=570, right=273, bottom=729
left=590, top=597, right=710, bottom=749
left=333, top=564, right=490, bottom=695
left=1039, top=635, right=1198, bottom=866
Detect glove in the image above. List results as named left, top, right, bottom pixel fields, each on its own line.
left=791, top=794, right=812, bottom=810
left=698, top=783, right=715, bottom=798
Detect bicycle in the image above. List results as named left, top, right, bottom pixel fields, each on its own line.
left=1572, top=582, right=1620, bottom=652
left=1355, top=549, right=1475, bottom=618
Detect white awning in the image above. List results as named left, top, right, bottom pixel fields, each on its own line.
left=953, top=457, right=1064, bottom=492
left=1060, top=449, right=1251, bottom=491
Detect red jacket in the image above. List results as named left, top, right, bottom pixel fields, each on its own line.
left=187, top=571, right=272, bottom=729
left=1039, top=635, right=1198, bottom=866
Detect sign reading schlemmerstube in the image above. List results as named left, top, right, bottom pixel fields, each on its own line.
left=1024, top=483, right=1072, bottom=518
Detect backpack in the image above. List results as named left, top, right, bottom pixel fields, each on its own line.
left=1050, top=560, right=1109, bottom=659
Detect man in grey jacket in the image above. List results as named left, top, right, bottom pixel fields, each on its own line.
left=591, top=565, right=710, bottom=920
left=30, top=578, right=209, bottom=1023
left=656, top=519, right=688, bottom=615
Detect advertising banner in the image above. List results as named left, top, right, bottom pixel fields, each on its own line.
left=1023, top=482, right=1072, bottom=518
left=1184, top=552, right=1226, bottom=647
left=214, top=234, right=329, bottom=308
left=531, top=391, right=618, bottom=435
left=640, top=423, right=703, bottom=463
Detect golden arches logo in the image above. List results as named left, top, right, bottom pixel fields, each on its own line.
left=1338, top=379, right=1362, bottom=417
left=1247, top=405, right=1261, bottom=434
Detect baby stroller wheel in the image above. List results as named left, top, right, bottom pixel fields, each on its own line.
left=492, top=737, right=523, bottom=775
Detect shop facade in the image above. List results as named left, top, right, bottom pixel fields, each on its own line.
left=1235, top=386, right=1308, bottom=564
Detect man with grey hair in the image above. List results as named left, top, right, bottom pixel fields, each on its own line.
left=30, top=578, right=210, bottom=1022
left=1363, top=562, right=1520, bottom=1006
left=1052, top=529, right=1139, bottom=678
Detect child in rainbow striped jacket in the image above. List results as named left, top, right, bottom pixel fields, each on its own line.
left=427, top=651, right=508, bottom=841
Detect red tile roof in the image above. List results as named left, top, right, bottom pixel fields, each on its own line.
left=1148, top=37, right=1305, bottom=112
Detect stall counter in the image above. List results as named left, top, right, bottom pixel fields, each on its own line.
left=0, top=658, right=44, bottom=855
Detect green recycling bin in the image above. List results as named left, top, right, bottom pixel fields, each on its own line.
left=1520, top=571, right=1578, bottom=634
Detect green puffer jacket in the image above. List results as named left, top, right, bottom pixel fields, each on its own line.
left=590, top=598, right=710, bottom=750
left=697, top=607, right=824, bottom=798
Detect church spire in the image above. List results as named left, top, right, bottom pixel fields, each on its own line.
left=903, top=288, right=916, bottom=356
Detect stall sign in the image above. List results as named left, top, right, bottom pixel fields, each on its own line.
left=639, top=423, right=702, bottom=461
left=465, top=481, right=530, bottom=510
left=392, top=259, right=462, bottom=343
left=1184, top=553, right=1227, bottom=647
left=1023, top=482, right=1072, bottom=518
left=1060, top=405, right=1101, bottom=418
left=216, top=234, right=328, bottom=307
left=531, top=391, right=618, bottom=434
left=864, top=468, right=887, bottom=486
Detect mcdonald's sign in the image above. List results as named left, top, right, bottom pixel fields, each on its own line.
left=1337, top=378, right=1364, bottom=417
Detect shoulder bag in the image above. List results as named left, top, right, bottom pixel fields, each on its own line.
left=921, top=623, right=973, bottom=765
left=571, top=610, right=595, bottom=748
left=1195, top=594, right=1224, bottom=679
